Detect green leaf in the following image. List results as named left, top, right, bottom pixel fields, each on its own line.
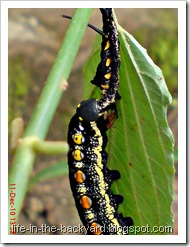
left=28, top=160, right=68, bottom=190
left=83, top=26, right=174, bottom=234
left=174, top=148, right=178, bottom=162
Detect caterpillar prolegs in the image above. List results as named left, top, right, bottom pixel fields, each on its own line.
left=67, top=9, right=133, bottom=235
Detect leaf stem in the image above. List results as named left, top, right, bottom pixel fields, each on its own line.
left=33, top=139, right=69, bottom=154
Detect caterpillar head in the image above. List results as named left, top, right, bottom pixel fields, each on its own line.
left=77, top=98, right=100, bottom=122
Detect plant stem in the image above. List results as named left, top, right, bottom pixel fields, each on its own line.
left=8, top=8, right=93, bottom=233
left=25, top=8, right=92, bottom=138
left=33, top=140, right=68, bottom=154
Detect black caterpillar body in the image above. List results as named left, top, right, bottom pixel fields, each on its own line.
left=91, top=8, right=121, bottom=110
left=67, top=8, right=133, bottom=235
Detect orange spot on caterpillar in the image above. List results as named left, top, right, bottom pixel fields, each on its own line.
left=91, top=222, right=102, bottom=235
left=74, top=170, right=86, bottom=183
left=80, top=195, right=92, bottom=209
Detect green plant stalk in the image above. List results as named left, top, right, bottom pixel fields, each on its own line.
left=8, top=8, right=93, bottom=232
left=25, top=8, right=92, bottom=138
left=33, top=140, right=69, bottom=154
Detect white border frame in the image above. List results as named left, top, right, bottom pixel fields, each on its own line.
left=1, top=1, right=186, bottom=244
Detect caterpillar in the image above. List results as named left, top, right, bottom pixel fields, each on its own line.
left=91, top=8, right=121, bottom=104
left=67, top=8, right=133, bottom=235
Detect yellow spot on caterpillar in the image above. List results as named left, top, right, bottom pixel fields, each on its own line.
left=77, top=187, right=87, bottom=194
left=79, top=116, right=83, bottom=121
left=87, top=213, right=94, bottom=220
left=91, top=222, right=102, bottom=235
left=106, top=57, right=111, bottom=67
left=104, top=72, right=112, bottom=80
left=74, top=170, right=86, bottom=183
left=73, top=133, right=84, bottom=145
left=101, top=84, right=109, bottom=90
left=104, top=40, right=110, bottom=50
left=80, top=195, right=92, bottom=209
left=77, top=103, right=81, bottom=108
left=73, top=150, right=83, bottom=161
left=75, top=162, right=83, bottom=169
